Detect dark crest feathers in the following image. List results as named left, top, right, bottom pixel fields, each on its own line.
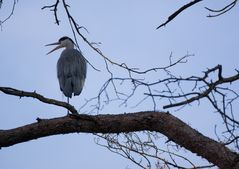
left=58, top=36, right=74, bottom=44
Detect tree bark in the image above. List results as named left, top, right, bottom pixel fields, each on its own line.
left=0, top=111, right=238, bottom=169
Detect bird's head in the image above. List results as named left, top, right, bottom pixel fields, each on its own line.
left=45, top=36, right=74, bottom=55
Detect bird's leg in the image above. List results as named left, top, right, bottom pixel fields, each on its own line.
left=67, top=97, right=70, bottom=115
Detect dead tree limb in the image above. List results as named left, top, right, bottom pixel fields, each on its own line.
left=0, top=111, right=238, bottom=169
left=156, top=0, right=203, bottom=29
left=0, top=87, right=78, bottom=114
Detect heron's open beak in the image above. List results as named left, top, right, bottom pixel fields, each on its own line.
left=45, top=42, right=63, bottom=55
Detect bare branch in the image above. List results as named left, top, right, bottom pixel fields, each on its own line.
left=156, top=0, right=203, bottom=29
left=157, top=0, right=238, bottom=29
left=205, top=0, right=238, bottom=17
left=0, top=0, right=17, bottom=27
left=95, top=132, right=211, bottom=169
left=0, top=111, right=238, bottom=169
left=0, top=87, right=78, bottom=114
left=161, top=66, right=239, bottom=109
left=41, top=0, right=60, bottom=25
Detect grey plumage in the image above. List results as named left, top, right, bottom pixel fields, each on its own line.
left=57, top=49, right=87, bottom=98
left=46, top=36, right=87, bottom=99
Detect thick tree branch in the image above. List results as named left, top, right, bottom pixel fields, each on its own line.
left=0, top=111, right=238, bottom=169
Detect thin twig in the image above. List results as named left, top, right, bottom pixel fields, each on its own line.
left=156, top=0, right=203, bottom=29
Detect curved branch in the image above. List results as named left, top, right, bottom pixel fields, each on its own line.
left=0, top=0, right=17, bottom=26
left=205, top=0, right=238, bottom=17
left=0, top=87, right=78, bottom=114
left=0, top=111, right=238, bottom=169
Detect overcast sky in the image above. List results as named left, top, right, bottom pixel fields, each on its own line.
left=0, top=1, right=239, bottom=169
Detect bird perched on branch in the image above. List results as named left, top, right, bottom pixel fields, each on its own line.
left=46, top=36, right=87, bottom=105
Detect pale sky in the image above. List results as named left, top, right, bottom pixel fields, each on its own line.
left=0, top=1, right=238, bottom=169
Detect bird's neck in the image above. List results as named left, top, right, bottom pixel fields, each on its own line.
left=65, top=43, right=74, bottom=49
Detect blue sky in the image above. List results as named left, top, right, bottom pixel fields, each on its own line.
left=0, top=1, right=238, bottom=168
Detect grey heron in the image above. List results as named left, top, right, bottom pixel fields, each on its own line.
left=46, top=36, right=87, bottom=106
